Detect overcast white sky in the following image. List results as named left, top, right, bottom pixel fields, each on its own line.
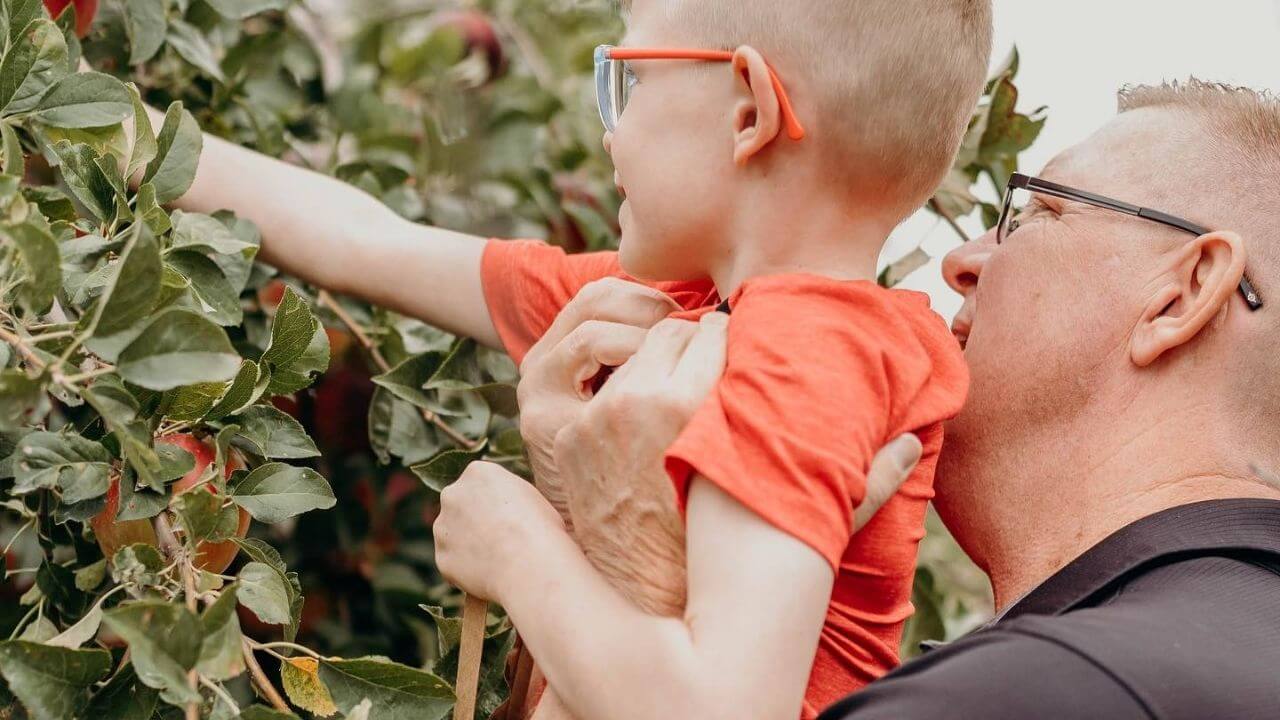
left=883, top=0, right=1280, bottom=320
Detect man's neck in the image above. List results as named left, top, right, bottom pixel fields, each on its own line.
left=979, top=402, right=1280, bottom=610
left=706, top=186, right=891, bottom=296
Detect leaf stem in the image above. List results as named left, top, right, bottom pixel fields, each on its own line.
left=200, top=676, right=241, bottom=715
left=7, top=599, right=42, bottom=641
left=251, top=639, right=325, bottom=660
left=928, top=198, right=973, bottom=244
left=242, top=637, right=292, bottom=712
left=317, top=289, right=481, bottom=450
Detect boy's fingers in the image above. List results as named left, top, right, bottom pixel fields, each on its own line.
left=669, top=312, right=729, bottom=403
left=853, top=433, right=923, bottom=532
left=528, top=279, right=679, bottom=371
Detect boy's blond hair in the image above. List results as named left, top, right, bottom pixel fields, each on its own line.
left=634, top=0, right=993, bottom=221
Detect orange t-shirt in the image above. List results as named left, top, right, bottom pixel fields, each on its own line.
left=480, top=239, right=968, bottom=718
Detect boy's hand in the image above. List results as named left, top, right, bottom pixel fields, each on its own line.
left=516, top=278, right=679, bottom=529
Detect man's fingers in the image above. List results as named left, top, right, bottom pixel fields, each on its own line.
left=546, top=321, right=649, bottom=398
left=853, top=433, right=923, bottom=532
left=668, top=311, right=729, bottom=402
left=526, top=278, right=679, bottom=370
left=601, top=318, right=698, bottom=394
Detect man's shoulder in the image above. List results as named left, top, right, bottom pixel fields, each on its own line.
left=821, top=554, right=1280, bottom=720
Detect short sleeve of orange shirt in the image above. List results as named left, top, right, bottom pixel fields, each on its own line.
left=480, top=238, right=969, bottom=716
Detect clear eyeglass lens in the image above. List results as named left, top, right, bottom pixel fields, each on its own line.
left=998, top=187, right=1030, bottom=244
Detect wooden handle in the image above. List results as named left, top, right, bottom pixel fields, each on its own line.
left=455, top=593, right=490, bottom=720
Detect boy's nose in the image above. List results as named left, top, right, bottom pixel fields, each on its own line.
left=941, top=231, right=995, bottom=297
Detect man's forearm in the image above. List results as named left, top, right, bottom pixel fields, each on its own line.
left=502, top=523, right=718, bottom=720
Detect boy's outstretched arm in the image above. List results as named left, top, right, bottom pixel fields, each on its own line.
left=135, top=101, right=501, bottom=348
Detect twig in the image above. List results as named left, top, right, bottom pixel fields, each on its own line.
left=251, top=640, right=325, bottom=660
left=200, top=676, right=240, bottom=715
left=928, top=198, right=973, bottom=244
left=182, top=560, right=200, bottom=720
left=0, top=324, right=49, bottom=373
left=242, top=638, right=292, bottom=712
left=316, top=290, right=481, bottom=450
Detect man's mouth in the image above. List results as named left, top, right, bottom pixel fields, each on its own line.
left=614, top=173, right=627, bottom=200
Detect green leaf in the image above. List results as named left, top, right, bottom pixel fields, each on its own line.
left=266, top=320, right=329, bottom=396
left=0, top=369, right=41, bottom=431
left=0, top=19, right=68, bottom=116
left=48, top=139, right=113, bottom=221
left=166, top=250, right=241, bottom=326
left=134, top=182, right=170, bottom=235
left=232, top=537, right=303, bottom=641
left=0, top=121, right=23, bottom=175
left=237, top=561, right=291, bottom=625
left=318, top=657, right=454, bottom=720
left=32, top=71, right=131, bottom=128
left=142, top=102, right=201, bottom=204
left=125, top=84, right=156, bottom=179
left=124, top=0, right=167, bottom=65
left=281, top=656, right=338, bottom=717
left=409, top=444, right=486, bottom=493
left=172, top=487, right=224, bottom=544
left=4, top=0, right=41, bottom=46
left=73, top=558, right=106, bottom=592
left=11, top=430, right=111, bottom=498
left=101, top=602, right=203, bottom=706
left=9, top=221, right=60, bottom=315
left=110, top=543, right=164, bottom=587
left=261, top=287, right=316, bottom=370
left=205, top=360, right=260, bottom=421
left=94, top=223, right=161, bottom=336
left=116, top=307, right=241, bottom=391
left=169, top=209, right=255, bottom=255
left=230, top=462, right=335, bottom=523
left=197, top=582, right=245, bottom=681
left=85, top=665, right=159, bottom=719
left=47, top=596, right=103, bottom=648
left=162, top=380, right=227, bottom=421
left=204, top=0, right=286, bottom=19
left=228, top=403, right=319, bottom=459
left=165, top=19, right=224, bottom=81
left=371, top=351, right=444, bottom=409
left=0, top=641, right=111, bottom=720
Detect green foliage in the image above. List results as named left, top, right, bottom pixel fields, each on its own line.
left=0, top=0, right=1040, bottom=716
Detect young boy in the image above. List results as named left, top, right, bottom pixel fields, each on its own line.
left=162, top=1, right=991, bottom=717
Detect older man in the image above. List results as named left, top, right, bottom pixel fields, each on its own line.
left=435, top=80, right=1280, bottom=718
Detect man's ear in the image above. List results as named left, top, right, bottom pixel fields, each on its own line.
left=730, top=45, right=782, bottom=166
left=1130, top=230, right=1247, bottom=366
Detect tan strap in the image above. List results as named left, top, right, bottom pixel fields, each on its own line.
left=455, top=593, right=489, bottom=720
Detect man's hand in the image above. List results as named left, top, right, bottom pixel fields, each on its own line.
left=516, top=277, right=679, bottom=528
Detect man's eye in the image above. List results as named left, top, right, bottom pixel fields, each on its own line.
left=1007, top=217, right=1021, bottom=235
left=623, top=64, right=639, bottom=89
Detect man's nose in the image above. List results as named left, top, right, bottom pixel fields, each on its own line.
left=942, top=231, right=995, bottom=296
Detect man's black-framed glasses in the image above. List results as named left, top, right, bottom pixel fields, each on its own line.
left=996, top=172, right=1263, bottom=311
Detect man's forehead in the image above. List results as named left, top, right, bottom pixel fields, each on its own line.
left=1039, top=109, right=1200, bottom=200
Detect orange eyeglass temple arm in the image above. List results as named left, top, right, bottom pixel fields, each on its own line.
left=607, top=47, right=807, bottom=141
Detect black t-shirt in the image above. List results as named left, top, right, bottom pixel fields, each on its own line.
left=819, top=499, right=1280, bottom=720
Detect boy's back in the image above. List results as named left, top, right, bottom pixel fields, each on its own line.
left=482, top=238, right=967, bottom=717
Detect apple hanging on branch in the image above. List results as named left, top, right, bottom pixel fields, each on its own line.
left=42, top=0, right=96, bottom=37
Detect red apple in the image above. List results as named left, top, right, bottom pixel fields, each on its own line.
left=90, top=434, right=250, bottom=575
left=433, top=9, right=506, bottom=83
left=42, top=0, right=97, bottom=37
left=159, top=434, right=250, bottom=574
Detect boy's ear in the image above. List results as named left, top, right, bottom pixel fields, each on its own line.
left=730, top=45, right=783, bottom=166
left=1130, top=230, right=1247, bottom=367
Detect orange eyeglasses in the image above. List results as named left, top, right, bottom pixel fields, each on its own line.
left=593, top=45, right=806, bottom=141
